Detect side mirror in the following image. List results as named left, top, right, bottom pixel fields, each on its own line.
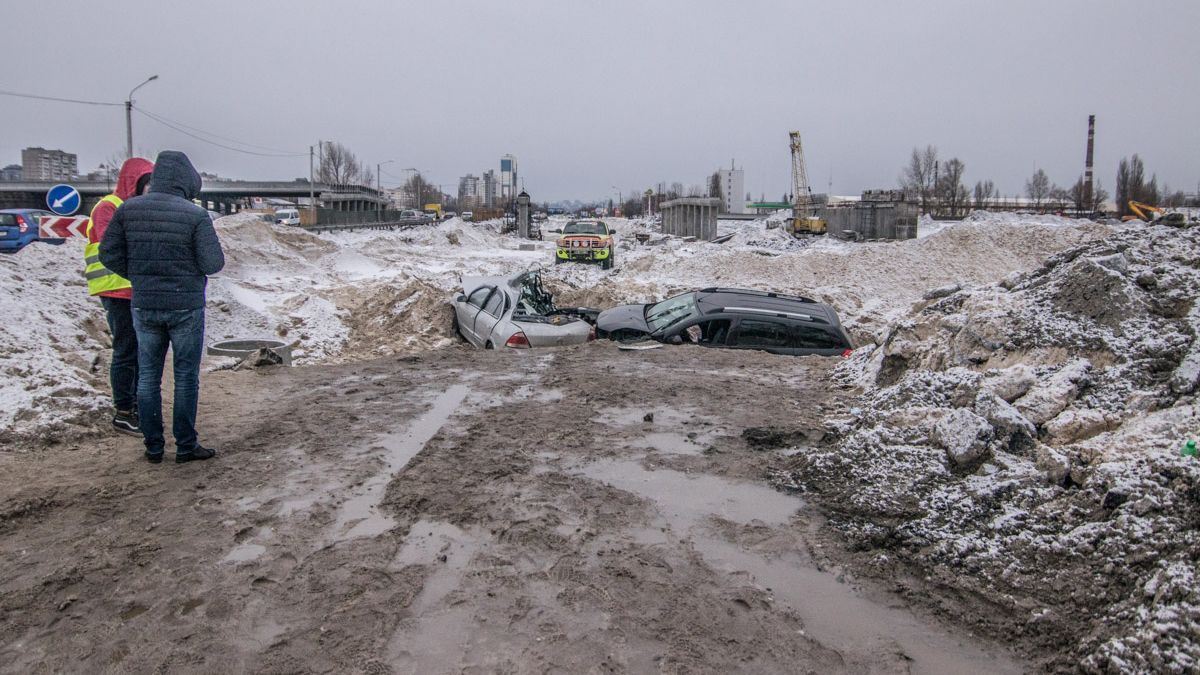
left=552, top=228, right=562, bottom=233
left=668, top=335, right=684, bottom=345
left=608, top=229, right=617, bottom=234
left=456, top=295, right=466, bottom=303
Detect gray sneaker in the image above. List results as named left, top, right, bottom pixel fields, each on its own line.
left=175, top=446, right=217, bottom=464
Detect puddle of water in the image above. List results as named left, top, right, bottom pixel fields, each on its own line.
left=698, top=538, right=1022, bottom=674
left=221, top=543, right=266, bottom=563
left=580, top=460, right=1024, bottom=675
left=634, top=431, right=706, bottom=456
left=331, top=385, right=471, bottom=542
left=391, top=519, right=486, bottom=613
left=580, top=459, right=799, bottom=531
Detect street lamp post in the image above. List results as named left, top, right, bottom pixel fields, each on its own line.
left=126, top=75, right=159, bottom=159
left=377, top=159, right=394, bottom=219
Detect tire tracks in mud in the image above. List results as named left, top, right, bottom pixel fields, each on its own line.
left=1, top=344, right=1028, bottom=673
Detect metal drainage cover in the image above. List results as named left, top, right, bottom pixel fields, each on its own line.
left=207, top=339, right=293, bottom=366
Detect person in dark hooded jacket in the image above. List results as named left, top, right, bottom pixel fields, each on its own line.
left=99, top=150, right=225, bottom=464
left=86, top=157, right=154, bottom=437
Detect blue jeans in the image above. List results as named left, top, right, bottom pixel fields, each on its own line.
left=132, top=307, right=206, bottom=455
left=100, top=297, right=138, bottom=412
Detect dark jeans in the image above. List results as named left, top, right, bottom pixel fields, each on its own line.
left=100, top=297, right=138, bottom=411
left=132, top=307, right=206, bottom=455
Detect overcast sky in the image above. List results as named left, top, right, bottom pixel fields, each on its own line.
left=4, top=0, right=1198, bottom=202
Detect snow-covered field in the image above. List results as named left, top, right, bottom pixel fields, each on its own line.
left=0, top=213, right=1110, bottom=441
left=2, top=210, right=1197, bottom=666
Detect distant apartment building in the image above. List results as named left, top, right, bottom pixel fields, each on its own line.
left=0, top=164, right=22, bottom=181
left=500, top=154, right=518, bottom=204
left=718, top=165, right=746, bottom=214
left=22, top=147, right=78, bottom=181
left=458, top=174, right=482, bottom=209
left=482, top=169, right=497, bottom=208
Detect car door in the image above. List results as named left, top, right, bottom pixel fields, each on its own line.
left=728, top=317, right=796, bottom=355
left=475, top=288, right=507, bottom=346
left=458, top=286, right=492, bottom=346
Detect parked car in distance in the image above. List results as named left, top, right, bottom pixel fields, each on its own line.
left=444, top=211, right=458, bottom=220
left=453, top=271, right=598, bottom=349
left=553, top=219, right=617, bottom=269
left=0, top=208, right=60, bottom=252
left=461, top=211, right=474, bottom=222
left=275, top=208, right=301, bottom=226
left=596, top=287, right=853, bottom=357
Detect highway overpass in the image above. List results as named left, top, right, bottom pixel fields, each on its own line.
left=0, top=179, right=387, bottom=214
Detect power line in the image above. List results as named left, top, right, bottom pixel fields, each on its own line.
left=0, top=88, right=122, bottom=107
left=135, top=106, right=305, bottom=155
left=133, top=107, right=307, bottom=158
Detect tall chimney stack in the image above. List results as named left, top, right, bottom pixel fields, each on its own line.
left=1083, top=115, right=1095, bottom=210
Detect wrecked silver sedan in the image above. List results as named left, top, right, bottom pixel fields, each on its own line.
left=453, top=271, right=597, bottom=349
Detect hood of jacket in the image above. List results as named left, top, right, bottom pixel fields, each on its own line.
left=149, top=150, right=202, bottom=200
left=114, top=157, right=155, bottom=200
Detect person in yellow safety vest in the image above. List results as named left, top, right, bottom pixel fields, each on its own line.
left=86, top=157, right=154, bottom=437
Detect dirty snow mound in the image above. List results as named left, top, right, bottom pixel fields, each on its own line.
left=780, top=224, right=1200, bottom=669
left=0, top=242, right=109, bottom=443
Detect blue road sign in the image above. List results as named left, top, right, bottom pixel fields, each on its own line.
left=47, top=184, right=81, bottom=216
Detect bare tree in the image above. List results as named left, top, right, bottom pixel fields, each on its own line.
left=935, top=157, right=968, bottom=217
left=973, top=180, right=996, bottom=210
left=708, top=171, right=723, bottom=201
left=404, top=172, right=437, bottom=207
left=1115, top=154, right=1148, bottom=217
left=1026, top=168, right=1051, bottom=210
left=318, top=141, right=371, bottom=185
left=899, top=145, right=938, bottom=214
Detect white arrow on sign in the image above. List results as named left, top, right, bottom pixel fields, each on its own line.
left=52, top=190, right=79, bottom=209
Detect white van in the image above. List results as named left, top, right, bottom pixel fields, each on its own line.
left=275, top=208, right=301, bottom=226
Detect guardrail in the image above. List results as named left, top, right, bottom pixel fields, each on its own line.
left=300, top=217, right=430, bottom=234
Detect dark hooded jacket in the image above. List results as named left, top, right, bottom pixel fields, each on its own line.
left=99, top=150, right=225, bottom=310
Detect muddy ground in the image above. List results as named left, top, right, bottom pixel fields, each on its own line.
left=0, top=342, right=1039, bottom=674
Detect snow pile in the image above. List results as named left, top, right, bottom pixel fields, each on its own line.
left=778, top=224, right=1200, bottom=669
left=0, top=242, right=110, bottom=443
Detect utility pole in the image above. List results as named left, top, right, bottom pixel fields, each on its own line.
left=125, top=75, right=159, bottom=159
left=377, top=160, right=394, bottom=219
left=309, top=145, right=315, bottom=225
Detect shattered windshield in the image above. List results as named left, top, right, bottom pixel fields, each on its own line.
left=515, top=273, right=555, bottom=316
left=563, top=221, right=606, bottom=235
left=645, top=293, right=698, bottom=332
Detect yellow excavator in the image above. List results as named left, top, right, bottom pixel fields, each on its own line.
left=1124, top=200, right=1188, bottom=227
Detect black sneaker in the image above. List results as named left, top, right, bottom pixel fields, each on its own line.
left=145, top=451, right=164, bottom=464
left=112, top=410, right=140, bottom=437
left=175, top=446, right=217, bottom=464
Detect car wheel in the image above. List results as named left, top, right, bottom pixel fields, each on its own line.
left=485, top=341, right=494, bottom=350
left=554, top=256, right=562, bottom=265
left=602, top=255, right=613, bottom=270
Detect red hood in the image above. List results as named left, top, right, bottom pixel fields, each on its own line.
left=114, top=157, right=155, bottom=200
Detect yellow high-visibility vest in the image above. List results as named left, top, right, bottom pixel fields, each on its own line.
left=84, top=194, right=132, bottom=296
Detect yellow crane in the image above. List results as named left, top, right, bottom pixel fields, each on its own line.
left=786, top=131, right=827, bottom=236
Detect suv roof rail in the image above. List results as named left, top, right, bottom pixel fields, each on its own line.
left=698, top=287, right=818, bottom=304
left=719, top=305, right=830, bottom=324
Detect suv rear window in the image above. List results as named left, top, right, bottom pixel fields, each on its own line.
left=0, top=214, right=16, bottom=225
